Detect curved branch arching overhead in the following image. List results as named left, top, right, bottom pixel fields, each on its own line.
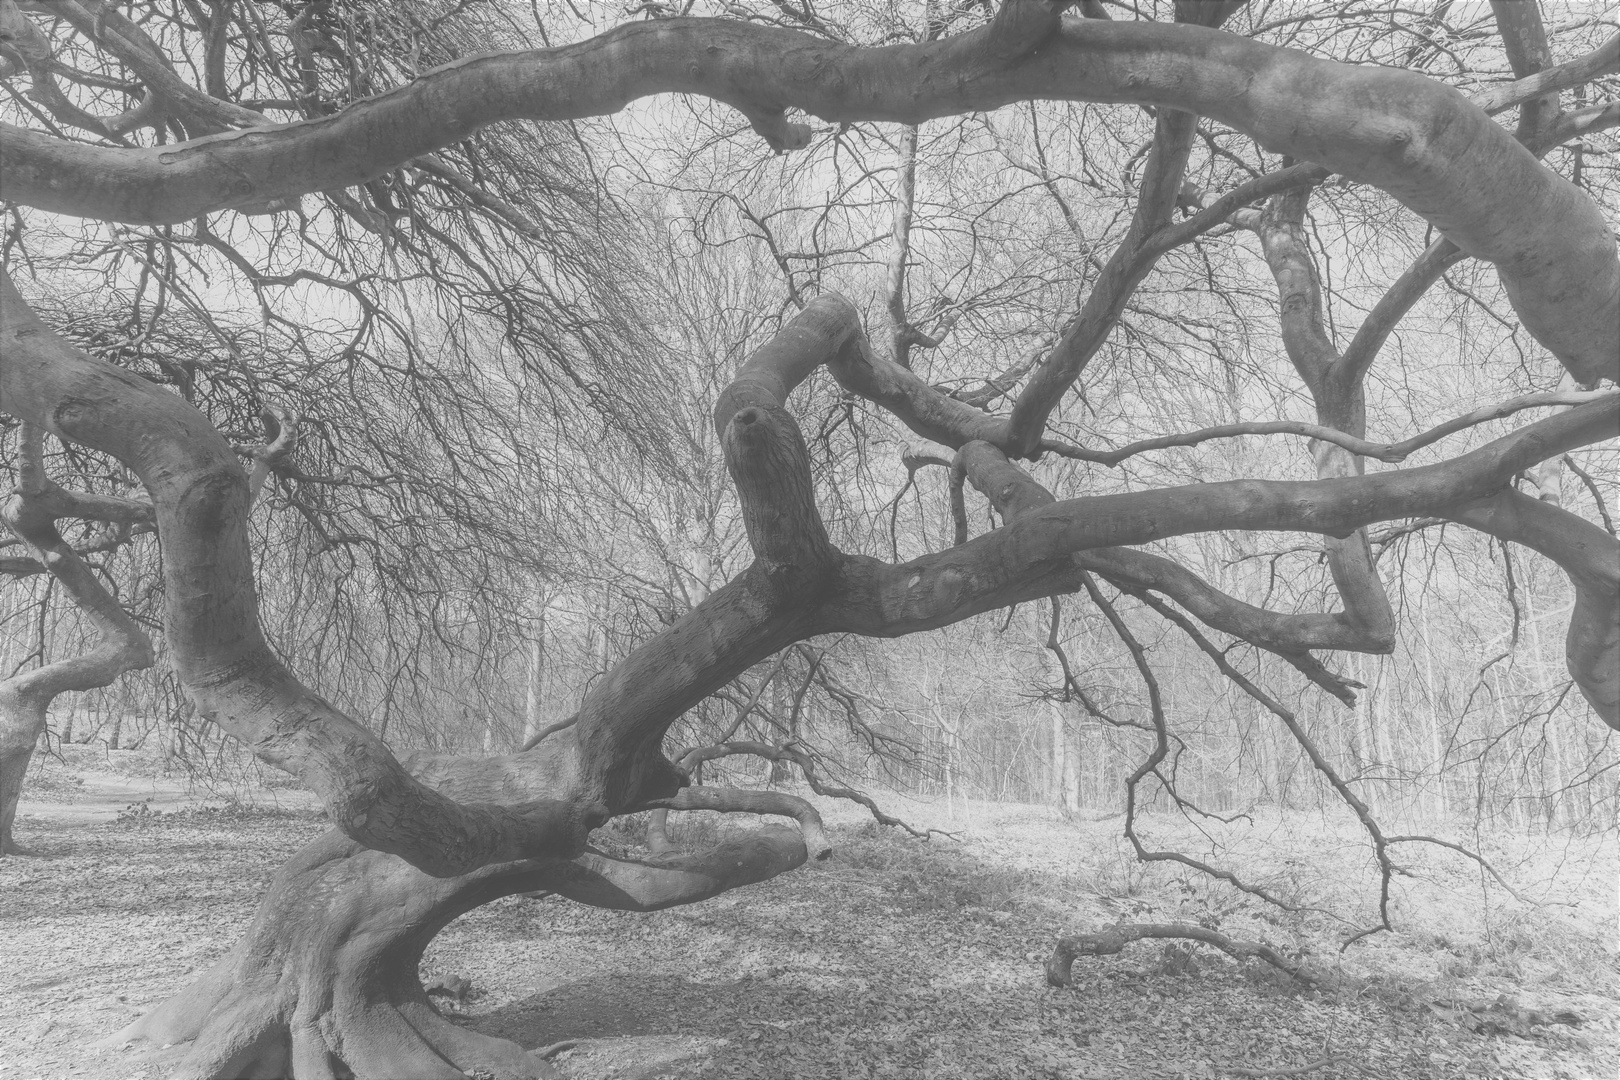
left=0, top=5, right=1615, bottom=385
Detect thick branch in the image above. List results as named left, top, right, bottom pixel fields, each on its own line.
left=1490, top=0, right=1558, bottom=142
left=642, top=784, right=831, bottom=859
left=1444, top=489, right=1620, bottom=727
left=716, top=299, right=844, bottom=590
left=1336, top=238, right=1466, bottom=391
left=1, top=425, right=155, bottom=709
left=1473, top=32, right=1620, bottom=116
left=1, top=269, right=602, bottom=877
left=545, top=826, right=811, bottom=912
left=942, top=437, right=1381, bottom=693
left=1245, top=185, right=1395, bottom=648
left=35, top=0, right=262, bottom=135
left=2, top=15, right=1614, bottom=382
left=819, top=398, right=1618, bottom=638
left=1, top=424, right=154, bottom=852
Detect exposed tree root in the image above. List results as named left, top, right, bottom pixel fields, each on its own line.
left=115, top=821, right=811, bottom=1078
left=1044, top=922, right=1332, bottom=989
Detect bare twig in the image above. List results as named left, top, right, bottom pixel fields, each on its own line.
left=1046, top=921, right=1332, bottom=988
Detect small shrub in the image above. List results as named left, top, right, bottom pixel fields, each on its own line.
left=114, top=799, right=164, bottom=826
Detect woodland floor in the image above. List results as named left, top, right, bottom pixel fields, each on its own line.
left=0, top=747, right=1615, bottom=1080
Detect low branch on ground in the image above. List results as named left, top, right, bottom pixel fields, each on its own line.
left=1045, top=922, right=1332, bottom=988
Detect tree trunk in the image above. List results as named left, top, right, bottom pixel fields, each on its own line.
left=523, top=593, right=547, bottom=748
left=1049, top=698, right=1081, bottom=815
left=768, top=674, right=791, bottom=786
left=0, top=697, right=48, bottom=855
left=119, top=822, right=810, bottom=1079
left=109, top=689, right=125, bottom=751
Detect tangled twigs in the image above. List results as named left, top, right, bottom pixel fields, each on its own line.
left=1045, top=922, right=1331, bottom=989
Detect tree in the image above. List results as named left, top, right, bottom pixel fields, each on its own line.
left=1, top=0, right=1616, bottom=1076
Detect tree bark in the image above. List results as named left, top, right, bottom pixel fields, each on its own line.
left=107, top=297, right=850, bottom=1076
left=119, top=825, right=810, bottom=1079
left=1, top=425, right=154, bottom=855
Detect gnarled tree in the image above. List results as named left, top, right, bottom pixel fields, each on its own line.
left=1, top=0, right=1616, bottom=1076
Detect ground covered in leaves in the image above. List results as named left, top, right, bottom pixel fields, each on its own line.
left=1, top=748, right=1615, bottom=1079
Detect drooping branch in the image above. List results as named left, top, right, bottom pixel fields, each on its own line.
left=946, top=437, right=1365, bottom=700
left=1241, top=185, right=1394, bottom=650
left=1443, top=489, right=1620, bottom=725
left=0, top=475, right=154, bottom=577
left=2, top=10, right=1614, bottom=383
left=0, top=424, right=154, bottom=854
left=1082, top=572, right=1304, bottom=909
left=2, top=268, right=602, bottom=876
left=822, top=397, right=1618, bottom=641
left=546, top=826, right=812, bottom=912
left=0, top=0, right=161, bottom=139
left=670, top=739, right=949, bottom=840
left=28, top=0, right=263, bottom=136
left=1038, top=390, right=1616, bottom=468
left=1076, top=547, right=1369, bottom=697
left=828, top=332, right=1020, bottom=451
left=1046, top=922, right=1331, bottom=988
left=1132, top=588, right=1401, bottom=944
left=837, top=385, right=1614, bottom=714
